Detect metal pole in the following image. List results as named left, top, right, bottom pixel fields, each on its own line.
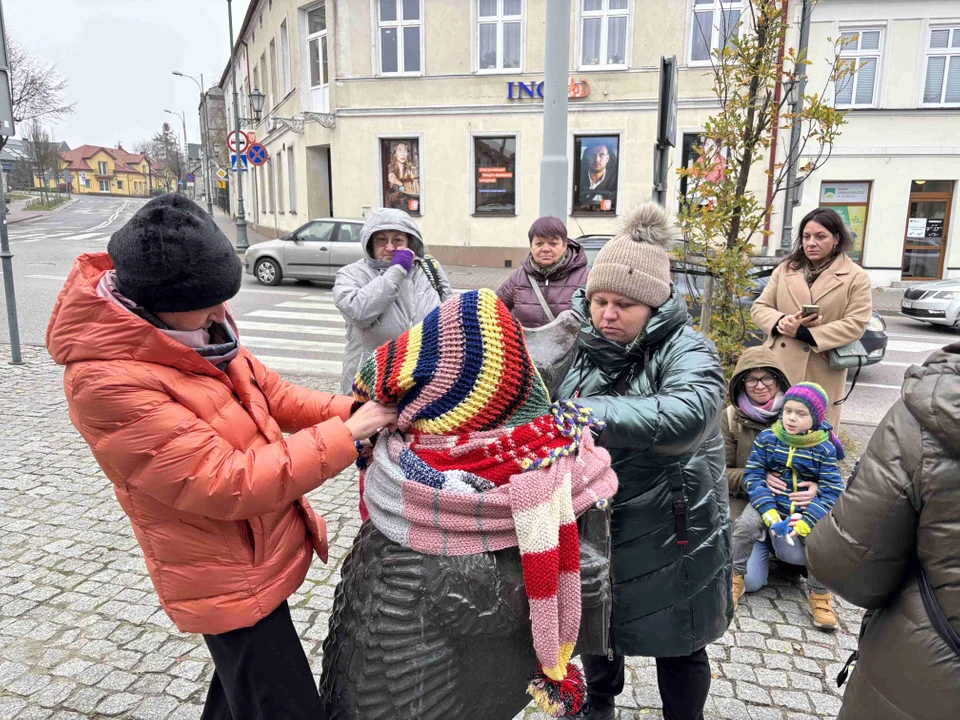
left=200, top=73, right=214, bottom=215
left=539, top=0, right=571, bottom=219
left=0, top=182, right=22, bottom=364
left=227, top=0, right=249, bottom=252
left=180, top=112, right=188, bottom=196
left=779, top=0, right=812, bottom=254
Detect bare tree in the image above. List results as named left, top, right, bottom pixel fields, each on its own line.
left=24, top=119, right=59, bottom=203
left=135, top=123, right=184, bottom=193
left=3, top=36, right=76, bottom=152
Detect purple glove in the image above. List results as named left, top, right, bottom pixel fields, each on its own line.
left=390, top=247, right=415, bottom=273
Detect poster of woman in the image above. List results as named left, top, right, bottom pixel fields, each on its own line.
left=381, top=139, right=421, bottom=214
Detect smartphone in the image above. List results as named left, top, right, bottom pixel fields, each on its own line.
left=801, top=304, right=820, bottom=317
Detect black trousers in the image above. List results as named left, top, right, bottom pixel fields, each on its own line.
left=581, top=649, right=711, bottom=720
left=201, top=601, right=326, bottom=720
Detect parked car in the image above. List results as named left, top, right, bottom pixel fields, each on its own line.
left=900, top=279, right=960, bottom=328
left=244, top=218, right=365, bottom=286
left=576, top=234, right=888, bottom=365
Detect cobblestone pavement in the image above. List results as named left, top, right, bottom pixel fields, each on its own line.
left=1, top=344, right=863, bottom=719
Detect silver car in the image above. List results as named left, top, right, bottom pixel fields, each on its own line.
left=243, top=218, right=365, bottom=285
left=900, top=279, right=960, bottom=327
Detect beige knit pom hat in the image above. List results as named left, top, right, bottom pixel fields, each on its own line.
left=586, top=202, right=679, bottom=308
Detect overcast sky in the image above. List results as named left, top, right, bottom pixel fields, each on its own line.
left=5, top=0, right=253, bottom=149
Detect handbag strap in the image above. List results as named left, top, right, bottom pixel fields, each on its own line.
left=919, top=564, right=960, bottom=657
left=526, top=273, right=556, bottom=323
left=834, top=357, right=864, bottom=406
left=417, top=255, right=444, bottom=299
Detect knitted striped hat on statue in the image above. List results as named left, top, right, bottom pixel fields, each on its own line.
left=354, top=288, right=552, bottom=434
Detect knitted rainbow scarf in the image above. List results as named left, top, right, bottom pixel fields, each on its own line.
left=354, top=289, right=619, bottom=717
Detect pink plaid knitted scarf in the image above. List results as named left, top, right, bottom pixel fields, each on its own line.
left=362, top=406, right=618, bottom=716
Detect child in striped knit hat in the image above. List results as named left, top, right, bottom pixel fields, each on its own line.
left=731, top=382, right=846, bottom=630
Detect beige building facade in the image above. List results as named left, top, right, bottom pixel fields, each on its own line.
left=220, top=0, right=959, bottom=283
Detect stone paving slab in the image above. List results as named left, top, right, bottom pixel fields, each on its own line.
left=0, top=345, right=862, bottom=719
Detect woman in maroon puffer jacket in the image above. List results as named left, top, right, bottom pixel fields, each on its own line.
left=496, top=216, right=590, bottom=328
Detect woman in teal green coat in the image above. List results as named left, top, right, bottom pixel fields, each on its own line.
left=556, top=203, right=732, bottom=720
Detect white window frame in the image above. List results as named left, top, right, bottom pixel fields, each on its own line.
left=280, top=19, right=291, bottom=96
left=475, top=0, right=525, bottom=74
left=306, top=5, right=329, bottom=89
left=376, top=0, right=424, bottom=76
left=469, top=131, right=521, bottom=216
left=268, top=40, right=279, bottom=109
left=566, top=129, right=625, bottom=217
left=921, top=24, right=960, bottom=107
left=835, top=27, right=883, bottom=108
left=687, top=0, right=744, bottom=67
left=287, top=146, right=296, bottom=213
left=98, top=179, right=110, bottom=193
left=276, top=150, right=284, bottom=213
left=577, top=0, right=632, bottom=71
left=97, top=161, right=108, bottom=175
left=376, top=132, right=425, bottom=215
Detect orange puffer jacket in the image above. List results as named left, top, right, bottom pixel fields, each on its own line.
left=47, top=253, right=358, bottom=635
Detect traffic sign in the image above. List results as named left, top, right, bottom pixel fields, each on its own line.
left=185, top=172, right=195, bottom=183
left=247, top=143, right=268, bottom=166
left=227, top=130, right=250, bottom=154
left=230, top=153, right=248, bottom=172
left=79, top=171, right=86, bottom=182
left=216, top=167, right=228, bottom=180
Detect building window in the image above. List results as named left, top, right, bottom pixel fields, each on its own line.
left=378, top=0, right=422, bottom=75
left=276, top=151, right=284, bottom=213
left=380, top=138, right=421, bottom=214
left=573, top=134, right=619, bottom=214
left=580, top=0, right=629, bottom=69
left=836, top=29, right=881, bottom=106
left=269, top=40, right=279, bottom=107
left=280, top=20, right=291, bottom=95
left=478, top=0, right=523, bottom=72
left=260, top=52, right=268, bottom=105
left=287, top=146, right=296, bottom=211
left=97, top=161, right=107, bottom=175
left=690, top=0, right=742, bottom=64
left=679, top=132, right=727, bottom=208
left=474, top=136, right=517, bottom=215
left=84, top=179, right=91, bottom=189
left=307, top=4, right=329, bottom=88
left=117, top=180, right=123, bottom=190
left=98, top=179, right=110, bottom=192
left=923, top=26, right=960, bottom=106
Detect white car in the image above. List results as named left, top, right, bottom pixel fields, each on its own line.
left=243, top=218, right=365, bottom=285
left=900, top=280, right=960, bottom=327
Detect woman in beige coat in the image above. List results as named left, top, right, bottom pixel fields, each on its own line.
left=752, top=208, right=872, bottom=427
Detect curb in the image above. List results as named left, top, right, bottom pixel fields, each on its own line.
left=6, top=197, right=78, bottom=225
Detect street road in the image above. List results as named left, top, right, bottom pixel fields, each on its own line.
left=3, top=194, right=958, bottom=428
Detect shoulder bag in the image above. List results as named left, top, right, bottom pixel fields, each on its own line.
left=526, top=274, right=556, bottom=323
left=828, top=340, right=868, bottom=405
left=417, top=254, right=445, bottom=299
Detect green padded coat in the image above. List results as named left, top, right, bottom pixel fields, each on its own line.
left=557, top=287, right=733, bottom=658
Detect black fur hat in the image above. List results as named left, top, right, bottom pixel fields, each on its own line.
left=107, top=194, right=242, bottom=313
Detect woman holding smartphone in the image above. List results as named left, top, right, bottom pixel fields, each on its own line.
left=752, top=208, right=873, bottom=428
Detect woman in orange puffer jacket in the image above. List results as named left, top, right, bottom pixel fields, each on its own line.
left=46, top=195, right=395, bottom=719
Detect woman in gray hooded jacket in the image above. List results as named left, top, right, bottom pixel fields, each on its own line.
left=333, top=209, right=452, bottom=393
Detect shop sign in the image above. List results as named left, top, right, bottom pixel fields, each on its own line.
left=926, top=218, right=944, bottom=238
left=507, top=77, right=590, bottom=100
left=820, top=182, right=870, bottom=203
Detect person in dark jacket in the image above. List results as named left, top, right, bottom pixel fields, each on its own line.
left=556, top=202, right=731, bottom=720
left=806, top=341, right=960, bottom=720
left=496, top=216, right=589, bottom=328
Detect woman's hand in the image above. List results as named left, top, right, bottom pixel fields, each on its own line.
left=776, top=313, right=803, bottom=338
left=799, top=313, right=822, bottom=328
left=789, top=481, right=819, bottom=507
left=765, top=471, right=788, bottom=495
left=344, top=401, right=398, bottom=441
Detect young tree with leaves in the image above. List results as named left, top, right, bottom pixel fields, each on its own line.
left=676, top=0, right=856, bottom=373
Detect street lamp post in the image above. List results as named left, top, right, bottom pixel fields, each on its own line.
left=227, top=0, right=249, bottom=252
left=164, top=109, right=188, bottom=194
left=173, top=70, right=214, bottom=215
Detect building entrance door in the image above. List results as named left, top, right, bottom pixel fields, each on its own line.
left=901, top=180, right=954, bottom=281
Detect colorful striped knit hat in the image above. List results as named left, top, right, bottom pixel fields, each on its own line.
left=354, top=288, right=552, bottom=434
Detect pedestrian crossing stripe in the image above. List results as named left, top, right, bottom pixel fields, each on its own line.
left=234, top=320, right=346, bottom=338
left=275, top=301, right=339, bottom=311
left=241, top=336, right=345, bottom=353
left=247, top=310, right=345, bottom=324
left=255, top=356, right=343, bottom=375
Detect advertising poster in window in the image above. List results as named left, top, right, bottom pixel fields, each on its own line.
left=831, top=205, right=866, bottom=263
left=380, top=138, right=421, bottom=214
left=679, top=133, right=727, bottom=209
left=820, top=182, right=871, bottom=264
left=474, top=137, right=517, bottom=215
left=573, top=135, right=619, bottom=214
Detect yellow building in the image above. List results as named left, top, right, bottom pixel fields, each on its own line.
left=47, top=145, right=158, bottom=196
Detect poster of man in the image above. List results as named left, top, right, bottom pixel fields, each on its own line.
left=574, top=136, right=619, bottom=213
left=381, top=139, right=421, bottom=214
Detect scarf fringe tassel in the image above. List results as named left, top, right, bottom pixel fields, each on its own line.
left=527, top=663, right=586, bottom=718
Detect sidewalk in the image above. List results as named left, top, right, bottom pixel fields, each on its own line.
left=212, top=207, right=271, bottom=248
left=4, top=196, right=77, bottom=226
